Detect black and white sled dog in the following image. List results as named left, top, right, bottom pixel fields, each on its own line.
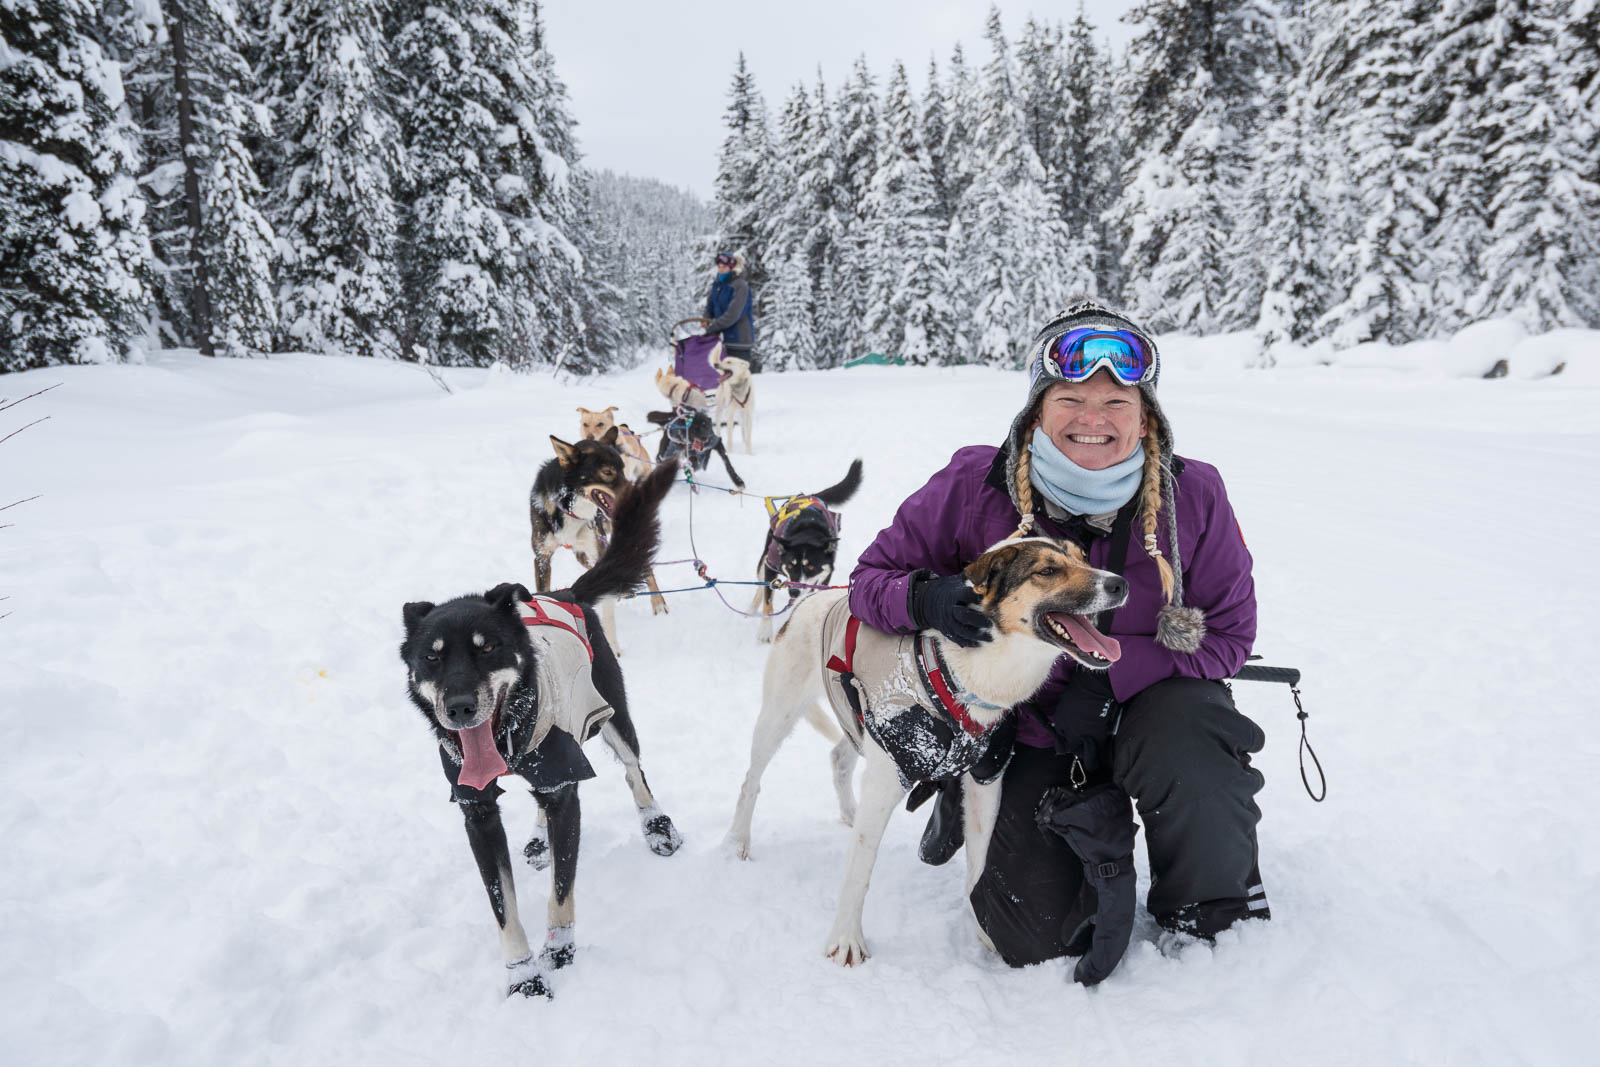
left=750, top=459, right=864, bottom=643
left=403, top=461, right=684, bottom=998
left=724, top=537, right=1128, bottom=966
left=646, top=406, right=745, bottom=488
left=529, top=430, right=667, bottom=653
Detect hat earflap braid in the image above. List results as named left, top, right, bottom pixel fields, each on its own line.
left=1140, top=431, right=1207, bottom=653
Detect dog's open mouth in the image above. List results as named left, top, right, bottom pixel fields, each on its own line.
left=452, top=684, right=510, bottom=790
left=1040, top=612, right=1122, bottom=669
left=587, top=487, right=616, bottom=517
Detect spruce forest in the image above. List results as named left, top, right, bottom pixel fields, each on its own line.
left=3, top=1, right=1597, bottom=374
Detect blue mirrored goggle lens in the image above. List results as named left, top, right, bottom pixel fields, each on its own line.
left=1047, top=329, right=1151, bottom=383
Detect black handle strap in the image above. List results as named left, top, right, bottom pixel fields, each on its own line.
left=1293, top=685, right=1326, bottom=802
left=1231, top=663, right=1325, bottom=802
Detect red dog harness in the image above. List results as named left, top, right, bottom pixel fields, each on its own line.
left=825, top=613, right=988, bottom=739
left=518, top=596, right=593, bottom=662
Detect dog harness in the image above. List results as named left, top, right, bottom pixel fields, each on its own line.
left=515, top=597, right=612, bottom=750
left=518, top=596, right=592, bottom=661
left=819, top=598, right=1015, bottom=790
left=763, top=496, right=841, bottom=574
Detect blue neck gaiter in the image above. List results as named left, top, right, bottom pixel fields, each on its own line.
left=716, top=271, right=731, bottom=282
left=1027, top=427, right=1144, bottom=516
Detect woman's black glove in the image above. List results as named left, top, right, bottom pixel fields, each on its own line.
left=909, top=571, right=991, bottom=647
left=1047, top=669, right=1121, bottom=758
left=1035, top=782, right=1139, bottom=986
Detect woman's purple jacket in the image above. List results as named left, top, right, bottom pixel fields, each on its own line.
left=848, top=445, right=1257, bottom=749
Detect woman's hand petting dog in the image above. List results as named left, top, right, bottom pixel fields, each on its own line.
left=909, top=571, right=993, bottom=647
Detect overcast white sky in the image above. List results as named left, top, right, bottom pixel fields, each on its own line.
left=544, top=1, right=1143, bottom=199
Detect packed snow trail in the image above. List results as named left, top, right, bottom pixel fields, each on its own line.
left=2, top=340, right=1597, bottom=1066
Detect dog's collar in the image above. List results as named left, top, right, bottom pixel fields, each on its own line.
left=724, top=379, right=752, bottom=406
left=913, top=635, right=1009, bottom=738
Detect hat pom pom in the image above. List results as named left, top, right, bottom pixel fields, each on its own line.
left=1156, top=604, right=1206, bottom=653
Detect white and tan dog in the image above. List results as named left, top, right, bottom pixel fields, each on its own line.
left=711, top=353, right=755, bottom=454
left=654, top=367, right=709, bottom=410
left=577, top=405, right=654, bottom=482
left=724, top=537, right=1128, bottom=966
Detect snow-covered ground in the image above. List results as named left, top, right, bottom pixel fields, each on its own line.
left=4, top=334, right=1598, bottom=1066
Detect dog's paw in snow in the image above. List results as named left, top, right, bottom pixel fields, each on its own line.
left=539, top=925, right=576, bottom=970
left=722, top=832, right=752, bottom=860
left=824, top=927, right=870, bottom=967
left=506, top=954, right=553, bottom=999
left=639, top=806, right=683, bottom=856
left=756, top=619, right=774, bottom=644
left=523, top=828, right=550, bottom=871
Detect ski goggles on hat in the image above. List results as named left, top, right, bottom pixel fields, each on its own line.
left=1039, top=328, right=1155, bottom=385
left=714, top=252, right=735, bottom=267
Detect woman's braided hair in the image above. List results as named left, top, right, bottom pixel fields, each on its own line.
left=1009, top=442, right=1037, bottom=540
left=1139, top=426, right=1176, bottom=603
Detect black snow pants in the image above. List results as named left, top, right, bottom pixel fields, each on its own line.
left=970, top=677, right=1268, bottom=966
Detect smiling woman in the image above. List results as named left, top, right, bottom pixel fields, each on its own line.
left=847, top=296, right=1267, bottom=982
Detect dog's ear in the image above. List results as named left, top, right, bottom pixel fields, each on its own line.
left=646, top=410, right=670, bottom=425
left=402, top=601, right=435, bottom=637
left=965, top=544, right=1021, bottom=597
left=576, top=406, right=594, bottom=416
left=484, top=583, right=532, bottom=609
left=603, top=405, right=618, bottom=415
left=550, top=435, right=576, bottom=467
left=600, top=425, right=619, bottom=445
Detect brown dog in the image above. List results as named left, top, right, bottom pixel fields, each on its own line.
left=577, top=406, right=653, bottom=482
left=530, top=431, right=669, bottom=649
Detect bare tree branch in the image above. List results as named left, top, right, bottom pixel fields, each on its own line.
left=0, top=495, right=41, bottom=514
left=0, top=382, right=62, bottom=412
left=0, top=416, right=49, bottom=446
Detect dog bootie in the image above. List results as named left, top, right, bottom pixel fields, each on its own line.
left=1035, top=782, right=1139, bottom=986
left=911, top=778, right=965, bottom=866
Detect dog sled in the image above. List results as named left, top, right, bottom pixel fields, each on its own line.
left=669, top=319, right=725, bottom=397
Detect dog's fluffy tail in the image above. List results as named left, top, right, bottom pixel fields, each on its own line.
left=564, top=461, right=676, bottom=607
left=813, top=458, right=864, bottom=507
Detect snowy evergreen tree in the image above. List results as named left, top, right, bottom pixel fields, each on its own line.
left=1108, top=0, right=1291, bottom=333
left=710, top=53, right=772, bottom=292
left=263, top=0, right=403, bottom=358
left=862, top=62, right=952, bottom=364
left=1, top=0, right=152, bottom=370
left=586, top=170, right=710, bottom=353
left=519, top=6, right=586, bottom=362
left=1016, top=16, right=1066, bottom=207
left=1056, top=5, right=1121, bottom=298
left=955, top=8, right=1077, bottom=366
left=921, top=58, right=950, bottom=225
left=162, top=0, right=278, bottom=358
left=1472, top=0, right=1600, bottom=328
left=832, top=56, right=880, bottom=359
left=1252, top=43, right=1336, bottom=357
left=940, top=43, right=980, bottom=232
left=392, top=0, right=580, bottom=367
left=1305, top=0, right=1434, bottom=348
left=772, top=75, right=842, bottom=366
left=567, top=172, right=626, bottom=372
left=1403, top=1, right=1520, bottom=335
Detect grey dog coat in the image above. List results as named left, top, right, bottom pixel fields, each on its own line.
left=819, top=597, right=1015, bottom=790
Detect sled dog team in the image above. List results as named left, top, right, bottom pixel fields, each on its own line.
left=399, top=298, right=1264, bottom=998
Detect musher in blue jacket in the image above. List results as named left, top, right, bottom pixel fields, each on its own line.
left=703, top=251, right=758, bottom=371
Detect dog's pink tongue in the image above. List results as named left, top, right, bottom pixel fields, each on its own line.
left=456, top=721, right=508, bottom=791
left=1058, top=613, right=1123, bottom=662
